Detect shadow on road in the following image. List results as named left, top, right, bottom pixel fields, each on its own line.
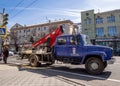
left=0, top=57, right=112, bottom=82
left=16, top=64, right=112, bottom=82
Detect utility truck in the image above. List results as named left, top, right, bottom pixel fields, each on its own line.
left=20, top=26, right=114, bottom=74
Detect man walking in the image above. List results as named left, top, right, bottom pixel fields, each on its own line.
left=2, top=46, right=9, bottom=64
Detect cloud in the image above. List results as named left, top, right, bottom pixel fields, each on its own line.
left=86, top=0, right=120, bottom=12
left=8, top=0, right=120, bottom=28
left=8, top=7, right=82, bottom=29
left=8, top=7, right=81, bottom=17
left=72, top=18, right=81, bottom=23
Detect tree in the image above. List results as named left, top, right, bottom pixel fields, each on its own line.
left=10, top=31, right=18, bottom=51
left=30, top=36, right=34, bottom=43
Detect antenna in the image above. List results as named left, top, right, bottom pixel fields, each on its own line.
left=98, top=9, right=100, bottom=13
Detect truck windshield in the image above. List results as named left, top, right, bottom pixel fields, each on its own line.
left=81, top=34, right=91, bottom=45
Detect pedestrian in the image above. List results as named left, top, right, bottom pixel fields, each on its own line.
left=2, top=46, right=9, bottom=64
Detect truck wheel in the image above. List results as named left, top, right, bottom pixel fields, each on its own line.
left=30, top=55, right=39, bottom=67
left=103, top=61, right=107, bottom=68
left=85, top=57, right=104, bottom=75
left=46, top=54, right=55, bottom=66
left=46, top=60, right=55, bottom=66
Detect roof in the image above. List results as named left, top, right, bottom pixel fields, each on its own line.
left=95, top=9, right=120, bottom=15
left=10, top=20, right=73, bottom=31
left=10, top=23, right=23, bottom=29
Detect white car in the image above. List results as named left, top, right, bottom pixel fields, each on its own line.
left=9, top=51, right=14, bottom=56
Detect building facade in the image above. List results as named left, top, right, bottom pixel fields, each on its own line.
left=10, top=20, right=77, bottom=49
left=81, top=9, right=120, bottom=55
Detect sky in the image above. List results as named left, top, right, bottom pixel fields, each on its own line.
left=0, top=0, right=120, bottom=29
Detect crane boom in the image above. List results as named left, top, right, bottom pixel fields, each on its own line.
left=32, top=26, right=63, bottom=47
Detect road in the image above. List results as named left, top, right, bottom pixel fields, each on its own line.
left=0, top=55, right=120, bottom=86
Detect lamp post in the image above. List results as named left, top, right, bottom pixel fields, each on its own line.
left=113, top=36, right=117, bottom=55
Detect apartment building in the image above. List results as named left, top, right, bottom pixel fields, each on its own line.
left=10, top=20, right=76, bottom=48
left=81, top=9, right=120, bottom=55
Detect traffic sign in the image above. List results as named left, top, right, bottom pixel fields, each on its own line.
left=0, top=27, right=6, bottom=35
left=0, top=26, right=8, bottom=37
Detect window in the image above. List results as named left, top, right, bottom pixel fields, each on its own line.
left=24, top=30, right=26, bottom=33
left=62, top=24, right=65, bottom=27
left=84, top=18, right=91, bottom=25
left=57, top=37, right=66, bottom=45
left=69, top=36, right=76, bottom=45
left=38, top=28, right=40, bottom=30
left=95, top=18, right=103, bottom=24
left=86, top=13, right=89, bottom=16
left=108, top=26, right=117, bottom=36
left=44, top=27, right=46, bottom=30
left=16, top=25, right=18, bottom=28
left=96, top=27, right=104, bottom=37
left=107, top=15, right=115, bottom=23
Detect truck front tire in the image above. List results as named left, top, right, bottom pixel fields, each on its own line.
left=30, top=55, right=39, bottom=67
left=103, top=61, right=107, bottom=68
left=85, top=57, right=104, bottom=75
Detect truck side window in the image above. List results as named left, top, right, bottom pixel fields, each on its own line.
left=76, top=35, right=81, bottom=44
left=57, top=37, right=66, bottom=45
left=69, top=36, right=76, bottom=45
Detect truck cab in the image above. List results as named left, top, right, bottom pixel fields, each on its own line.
left=54, top=34, right=114, bottom=74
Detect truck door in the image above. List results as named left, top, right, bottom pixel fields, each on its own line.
left=55, top=36, right=68, bottom=57
left=68, top=35, right=83, bottom=62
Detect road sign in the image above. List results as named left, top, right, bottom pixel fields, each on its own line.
left=0, top=27, right=6, bottom=35
left=0, top=26, right=8, bottom=37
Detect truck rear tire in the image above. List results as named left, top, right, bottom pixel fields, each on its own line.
left=30, top=55, right=40, bottom=67
left=85, top=57, right=104, bottom=75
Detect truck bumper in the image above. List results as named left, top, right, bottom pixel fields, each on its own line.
left=107, top=58, right=115, bottom=64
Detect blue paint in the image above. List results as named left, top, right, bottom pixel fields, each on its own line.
left=54, top=34, right=113, bottom=64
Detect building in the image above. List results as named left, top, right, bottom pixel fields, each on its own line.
left=10, top=23, right=23, bottom=29
left=81, top=9, right=120, bottom=55
left=74, top=23, right=81, bottom=33
left=10, top=20, right=76, bottom=49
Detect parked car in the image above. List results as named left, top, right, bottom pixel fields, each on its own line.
left=9, top=50, right=14, bottom=56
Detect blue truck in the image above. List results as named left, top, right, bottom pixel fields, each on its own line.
left=21, top=26, right=115, bottom=74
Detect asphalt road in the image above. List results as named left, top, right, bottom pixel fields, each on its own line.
left=47, top=56, right=120, bottom=86
left=2, top=55, right=120, bottom=86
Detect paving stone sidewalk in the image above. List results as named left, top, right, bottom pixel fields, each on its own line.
left=0, top=64, right=76, bottom=86
left=0, top=56, right=84, bottom=86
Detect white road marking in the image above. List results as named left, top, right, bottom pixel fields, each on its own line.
left=114, top=63, right=120, bottom=65
left=48, top=69, right=120, bottom=83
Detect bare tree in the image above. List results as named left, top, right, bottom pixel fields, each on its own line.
left=29, top=36, right=34, bottom=43
left=10, top=31, right=18, bottom=51
left=48, top=25, right=57, bottom=33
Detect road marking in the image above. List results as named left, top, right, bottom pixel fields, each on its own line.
left=114, top=63, right=120, bottom=65
left=48, top=69, right=120, bottom=83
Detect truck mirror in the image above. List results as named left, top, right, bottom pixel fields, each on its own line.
left=60, top=25, right=64, bottom=33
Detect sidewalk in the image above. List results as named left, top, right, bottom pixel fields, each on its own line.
left=0, top=64, right=77, bottom=86
left=0, top=56, right=84, bottom=86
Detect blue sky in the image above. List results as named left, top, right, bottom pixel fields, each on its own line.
left=0, top=0, right=120, bottom=29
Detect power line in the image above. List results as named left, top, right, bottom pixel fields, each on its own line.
left=10, top=0, right=38, bottom=19
left=9, top=0, right=25, bottom=14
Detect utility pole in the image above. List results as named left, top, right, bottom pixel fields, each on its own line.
left=0, top=8, right=8, bottom=56
left=3, top=8, right=5, bottom=14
